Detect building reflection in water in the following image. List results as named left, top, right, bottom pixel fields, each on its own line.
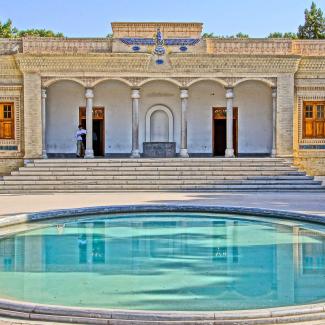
left=0, top=216, right=325, bottom=309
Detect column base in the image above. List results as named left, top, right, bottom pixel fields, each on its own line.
left=42, top=150, right=48, bottom=159
left=271, top=149, right=277, bottom=158
left=84, top=149, right=94, bottom=159
left=130, top=150, right=140, bottom=158
left=225, top=149, right=235, bottom=158
left=179, top=149, right=189, bottom=158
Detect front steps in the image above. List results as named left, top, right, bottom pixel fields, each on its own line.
left=0, top=158, right=323, bottom=193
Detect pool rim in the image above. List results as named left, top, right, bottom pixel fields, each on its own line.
left=0, top=204, right=325, bottom=324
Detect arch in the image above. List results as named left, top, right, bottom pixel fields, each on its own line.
left=44, top=78, right=86, bottom=88
left=145, top=105, right=174, bottom=142
left=233, top=78, right=275, bottom=88
left=186, top=78, right=228, bottom=88
left=91, top=77, right=133, bottom=88
left=138, top=78, right=182, bottom=88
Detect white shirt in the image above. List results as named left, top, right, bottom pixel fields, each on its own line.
left=76, top=129, right=87, bottom=141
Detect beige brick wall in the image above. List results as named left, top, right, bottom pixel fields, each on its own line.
left=294, top=153, right=325, bottom=175
left=23, top=72, right=42, bottom=158
left=0, top=158, right=23, bottom=175
left=276, top=73, right=295, bottom=156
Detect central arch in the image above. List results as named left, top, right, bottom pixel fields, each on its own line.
left=145, top=105, right=174, bottom=142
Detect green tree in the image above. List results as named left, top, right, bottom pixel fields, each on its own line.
left=298, top=2, right=325, bottom=39
left=202, top=32, right=215, bottom=38
left=268, top=32, right=298, bottom=39
left=235, top=32, right=249, bottom=38
left=17, top=29, right=63, bottom=37
left=0, top=19, right=18, bottom=38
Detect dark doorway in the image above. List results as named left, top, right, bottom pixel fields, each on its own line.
left=213, top=107, right=238, bottom=157
left=79, top=107, right=105, bottom=157
left=93, top=120, right=104, bottom=156
left=214, top=119, right=226, bottom=156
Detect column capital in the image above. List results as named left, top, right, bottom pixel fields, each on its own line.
left=180, top=88, right=189, bottom=99
left=41, top=88, right=47, bottom=99
left=85, top=88, right=94, bottom=99
left=225, top=87, right=234, bottom=99
left=131, top=88, right=141, bottom=99
left=272, top=86, right=277, bottom=98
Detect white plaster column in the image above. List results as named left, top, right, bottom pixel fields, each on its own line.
left=84, top=88, right=94, bottom=158
left=180, top=88, right=189, bottom=158
left=131, top=88, right=141, bottom=158
left=41, top=88, right=47, bottom=159
left=225, top=87, right=235, bottom=158
left=271, top=87, right=277, bottom=157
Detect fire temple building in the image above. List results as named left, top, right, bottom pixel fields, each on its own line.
left=0, top=22, right=325, bottom=176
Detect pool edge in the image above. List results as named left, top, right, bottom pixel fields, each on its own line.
left=0, top=204, right=325, bottom=324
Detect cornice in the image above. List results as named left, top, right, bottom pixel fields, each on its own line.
left=14, top=53, right=301, bottom=74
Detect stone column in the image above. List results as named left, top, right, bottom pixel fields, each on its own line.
left=271, top=87, right=277, bottom=157
left=41, top=88, right=47, bottom=159
left=180, top=88, right=189, bottom=158
left=84, top=88, right=94, bottom=158
left=225, top=87, right=235, bottom=158
left=131, top=88, right=141, bottom=158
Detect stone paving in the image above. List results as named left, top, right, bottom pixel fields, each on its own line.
left=0, top=191, right=325, bottom=218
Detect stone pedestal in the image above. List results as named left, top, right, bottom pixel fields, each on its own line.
left=143, top=142, right=176, bottom=158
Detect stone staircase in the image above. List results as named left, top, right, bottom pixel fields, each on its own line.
left=0, top=158, right=323, bottom=193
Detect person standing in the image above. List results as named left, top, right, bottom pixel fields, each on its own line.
left=76, top=125, right=87, bottom=158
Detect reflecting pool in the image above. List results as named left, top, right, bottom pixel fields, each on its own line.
left=0, top=213, right=325, bottom=311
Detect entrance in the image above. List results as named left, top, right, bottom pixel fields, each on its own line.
left=79, top=107, right=105, bottom=156
left=213, top=107, right=238, bottom=156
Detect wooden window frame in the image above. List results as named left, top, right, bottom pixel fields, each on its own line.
left=303, top=101, right=325, bottom=139
left=0, top=102, right=15, bottom=140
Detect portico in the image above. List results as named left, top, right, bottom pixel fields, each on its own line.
left=40, top=78, right=277, bottom=159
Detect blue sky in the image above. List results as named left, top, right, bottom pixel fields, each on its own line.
left=0, top=0, right=322, bottom=37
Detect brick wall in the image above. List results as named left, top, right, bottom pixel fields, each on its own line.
left=276, top=74, right=295, bottom=156
left=23, top=72, right=42, bottom=158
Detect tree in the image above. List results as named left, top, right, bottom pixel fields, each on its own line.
left=268, top=32, right=298, bottom=39
left=298, top=2, right=325, bottom=39
left=235, top=32, right=249, bottom=39
left=202, top=32, right=215, bottom=38
left=202, top=32, right=249, bottom=39
left=17, top=29, right=63, bottom=37
left=0, top=19, right=18, bottom=38
left=0, top=18, right=63, bottom=38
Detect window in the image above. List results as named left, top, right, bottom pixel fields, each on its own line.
left=303, top=101, right=325, bottom=138
left=0, top=103, right=14, bottom=139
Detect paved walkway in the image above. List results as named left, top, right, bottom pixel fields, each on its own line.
left=0, top=191, right=325, bottom=218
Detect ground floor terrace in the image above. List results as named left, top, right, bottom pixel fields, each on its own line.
left=40, top=78, right=278, bottom=159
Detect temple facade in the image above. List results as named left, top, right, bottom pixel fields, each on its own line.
left=0, top=22, right=325, bottom=175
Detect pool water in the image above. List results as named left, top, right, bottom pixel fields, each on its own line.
left=0, top=213, right=325, bottom=311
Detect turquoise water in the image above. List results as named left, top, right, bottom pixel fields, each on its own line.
left=0, top=213, right=325, bottom=311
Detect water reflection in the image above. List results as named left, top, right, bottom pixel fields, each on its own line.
left=0, top=214, right=324, bottom=311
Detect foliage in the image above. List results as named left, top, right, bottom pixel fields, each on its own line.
left=0, top=19, right=18, bottom=38
left=0, top=18, right=63, bottom=38
left=17, top=29, right=63, bottom=37
left=202, top=32, right=249, bottom=39
left=106, top=33, right=113, bottom=38
left=297, top=2, right=325, bottom=39
left=268, top=32, right=298, bottom=39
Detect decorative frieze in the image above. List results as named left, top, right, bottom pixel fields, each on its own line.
left=22, top=37, right=112, bottom=54
left=16, top=54, right=301, bottom=74
left=169, top=55, right=300, bottom=73
left=0, top=39, right=22, bottom=55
